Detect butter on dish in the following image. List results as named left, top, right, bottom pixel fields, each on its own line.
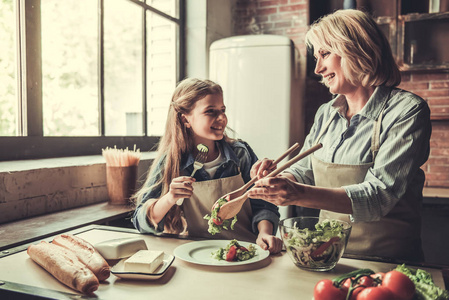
left=94, top=238, right=148, bottom=260
left=124, top=250, right=165, bottom=273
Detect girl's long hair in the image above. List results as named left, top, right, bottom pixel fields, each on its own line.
left=132, top=78, right=226, bottom=234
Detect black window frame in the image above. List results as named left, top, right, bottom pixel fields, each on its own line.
left=0, top=0, right=185, bottom=161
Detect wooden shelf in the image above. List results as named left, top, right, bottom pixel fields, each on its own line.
left=423, top=187, right=449, bottom=199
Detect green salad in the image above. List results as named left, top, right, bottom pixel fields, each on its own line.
left=204, top=197, right=237, bottom=235
left=283, top=219, right=349, bottom=268
left=211, top=239, right=257, bottom=262
left=395, top=264, right=449, bottom=300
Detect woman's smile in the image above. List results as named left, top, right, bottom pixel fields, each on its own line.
left=323, top=73, right=336, bottom=85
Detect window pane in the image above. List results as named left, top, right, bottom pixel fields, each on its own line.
left=0, top=0, right=17, bottom=136
left=104, top=0, right=143, bottom=136
left=41, top=0, right=98, bottom=136
left=149, top=0, right=179, bottom=19
left=146, top=10, right=178, bottom=136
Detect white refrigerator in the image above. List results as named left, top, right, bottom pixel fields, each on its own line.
left=209, top=35, right=306, bottom=220
left=209, top=34, right=304, bottom=161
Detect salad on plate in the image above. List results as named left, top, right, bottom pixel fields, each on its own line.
left=211, top=239, right=257, bottom=262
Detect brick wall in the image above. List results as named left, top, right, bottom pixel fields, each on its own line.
left=233, top=0, right=309, bottom=56
left=233, top=0, right=449, bottom=191
left=233, top=0, right=318, bottom=145
left=400, top=72, right=449, bottom=188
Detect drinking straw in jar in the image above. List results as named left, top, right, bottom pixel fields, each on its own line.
left=102, top=145, right=141, bottom=167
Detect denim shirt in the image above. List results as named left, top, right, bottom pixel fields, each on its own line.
left=132, top=139, right=280, bottom=235
left=286, top=86, right=431, bottom=222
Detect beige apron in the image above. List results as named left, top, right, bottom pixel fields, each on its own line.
left=313, top=108, right=424, bottom=261
left=182, top=173, right=256, bottom=243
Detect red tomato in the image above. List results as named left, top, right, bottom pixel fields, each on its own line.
left=212, top=218, right=223, bottom=226
left=356, top=286, right=395, bottom=300
left=343, top=276, right=373, bottom=300
left=311, top=237, right=340, bottom=259
left=371, top=272, right=385, bottom=281
left=349, top=285, right=367, bottom=300
left=313, top=279, right=346, bottom=300
left=358, top=276, right=374, bottom=287
left=382, top=270, right=415, bottom=300
left=225, top=245, right=237, bottom=261
left=342, top=278, right=352, bottom=291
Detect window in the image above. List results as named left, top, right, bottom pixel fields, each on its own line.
left=0, top=0, right=184, bottom=160
left=0, top=0, right=17, bottom=137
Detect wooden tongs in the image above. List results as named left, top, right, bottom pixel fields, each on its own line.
left=215, top=143, right=323, bottom=221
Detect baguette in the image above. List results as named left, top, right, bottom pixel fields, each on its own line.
left=27, top=241, right=99, bottom=295
left=52, top=234, right=110, bottom=281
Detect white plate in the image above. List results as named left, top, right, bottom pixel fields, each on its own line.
left=111, top=253, right=175, bottom=280
left=173, top=240, right=269, bottom=266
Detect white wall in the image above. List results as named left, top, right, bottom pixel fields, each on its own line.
left=185, top=0, right=236, bottom=78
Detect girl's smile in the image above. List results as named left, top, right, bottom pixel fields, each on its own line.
left=183, top=93, right=227, bottom=149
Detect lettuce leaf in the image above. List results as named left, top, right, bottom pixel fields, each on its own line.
left=395, top=264, right=449, bottom=300
left=204, top=197, right=237, bottom=235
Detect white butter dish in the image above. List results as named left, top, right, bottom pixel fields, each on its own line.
left=94, top=237, right=148, bottom=260
left=111, top=253, right=175, bottom=280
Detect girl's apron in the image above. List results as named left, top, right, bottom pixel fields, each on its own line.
left=312, top=108, right=424, bottom=261
left=182, top=173, right=256, bottom=243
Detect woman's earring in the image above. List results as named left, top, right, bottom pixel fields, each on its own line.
left=185, top=123, right=191, bottom=129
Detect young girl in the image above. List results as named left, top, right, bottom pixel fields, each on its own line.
left=131, top=78, right=282, bottom=253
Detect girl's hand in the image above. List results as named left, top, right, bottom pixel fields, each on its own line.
left=166, top=176, right=196, bottom=205
left=256, top=232, right=283, bottom=254
left=248, top=175, right=303, bottom=206
left=256, top=220, right=283, bottom=254
left=250, top=158, right=277, bottom=179
left=148, top=176, right=196, bottom=224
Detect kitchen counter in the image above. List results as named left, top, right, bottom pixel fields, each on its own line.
left=0, top=202, right=133, bottom=251
left=0, top=225, right=448, bottom=300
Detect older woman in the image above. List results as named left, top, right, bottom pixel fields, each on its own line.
left=249, top=9, right=431, bottom=262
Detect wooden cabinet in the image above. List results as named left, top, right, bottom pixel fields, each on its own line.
left=398, top=12, right=449, bottom=70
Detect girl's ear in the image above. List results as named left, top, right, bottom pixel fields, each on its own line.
left=181, top=114, right=191, bottom=128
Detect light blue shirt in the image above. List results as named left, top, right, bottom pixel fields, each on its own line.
left=286, top=86, right=431, bottom=222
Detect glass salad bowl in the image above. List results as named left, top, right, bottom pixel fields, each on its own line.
left=279, top=217, right=352, bottom=272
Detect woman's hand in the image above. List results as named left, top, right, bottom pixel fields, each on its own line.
left=248, top=174, right=303, bottom=206
left=250, top=158, right=277, bottom=179
left=251, top=175, right=353, bottom=214
left=165, top=176, right=196, bottom=205
left=256, top=232, right=283, bottom=254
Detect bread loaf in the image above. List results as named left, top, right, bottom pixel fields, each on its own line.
left=52, top=234, right=110, bottom=281
left=27, top=241, right=99, bottom=295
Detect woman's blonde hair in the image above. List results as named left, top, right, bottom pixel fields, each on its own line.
left=132, top=78, right=227, bottom=234
left=305, top=9, right=400, bottom=88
